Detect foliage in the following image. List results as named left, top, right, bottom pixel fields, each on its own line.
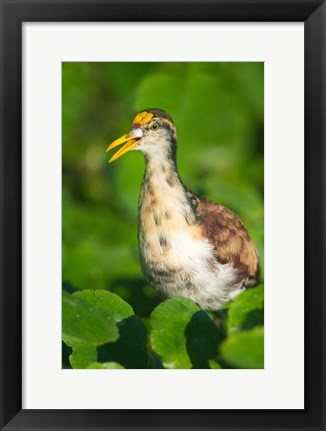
left=220, top=326, right=264, bottom=369
left=62, top=285, right=264, bottom=369
left=62, top=62, right=264, bottom=369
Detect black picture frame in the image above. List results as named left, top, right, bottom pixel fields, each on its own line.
left=1, top=1, right=325, bottom=430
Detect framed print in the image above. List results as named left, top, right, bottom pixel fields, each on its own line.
left=0, top=1, right=325, bottom=430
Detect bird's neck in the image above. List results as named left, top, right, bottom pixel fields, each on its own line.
left=139, top=154, right=197, bottom=228
left=144, top=154, right=181, bottom=192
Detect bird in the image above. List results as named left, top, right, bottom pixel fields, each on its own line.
left=107, top=109, right=259, bottom=311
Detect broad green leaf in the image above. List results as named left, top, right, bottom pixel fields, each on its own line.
left=147, top=352, right=164, bottom=369
left=62, top=341, right=72, bottom=369
left=208, top=359, right=222, bottom=369
left=185, top=310, right=225, bottom=368
left=62, top=291, right=119, bottom=346
left=227, top=284, right=264, bottom=334
left=88, top=362, right=125, bottom=369
left=70, top=344, right=97, bottom=369
left=98, top=316, right=149, bottom=369
left=150, top=298, right=200, bottom=369
left=109, top=280, right=161, bottom=319
left=220, top=326, right=264, bottom=369
left=73, top=289, right=134, bottom=323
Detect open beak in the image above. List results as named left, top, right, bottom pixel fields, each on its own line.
left=106, top=129, right=142, bottom=163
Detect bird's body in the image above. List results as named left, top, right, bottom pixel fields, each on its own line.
left=107, top=109, right=259, bottom=310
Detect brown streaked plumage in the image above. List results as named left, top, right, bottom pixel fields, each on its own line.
left=195, top=197, right=259, bottom=286
left=107, top=109, right=260, bottom=310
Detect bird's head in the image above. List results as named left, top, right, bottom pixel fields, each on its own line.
left=107, top=109, right=177, bottom=163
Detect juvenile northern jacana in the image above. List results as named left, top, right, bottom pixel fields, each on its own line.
left=107, top=109, right=259, bottom=310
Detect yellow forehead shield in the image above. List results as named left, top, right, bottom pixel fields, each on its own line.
left=132, top=111, right=153, bottom=125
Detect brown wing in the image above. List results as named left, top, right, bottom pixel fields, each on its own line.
left=195, top=197, right=260, bottom=285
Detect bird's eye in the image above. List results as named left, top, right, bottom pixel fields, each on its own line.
left=150, top=122, right=160, bottom=131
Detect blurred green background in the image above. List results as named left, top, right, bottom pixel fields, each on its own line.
left=62, top=62, right=264, bottom=319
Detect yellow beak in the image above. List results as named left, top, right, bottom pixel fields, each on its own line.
left=106, top=132, right=141, bottom=163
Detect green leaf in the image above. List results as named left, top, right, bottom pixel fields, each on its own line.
left=88, top=362, right=125, bottom=369
left=98, top=316, right=149, bottom=369
left=69, top=344, right=97, bottom=369
left=208, top=359, right=222, bottom=369
left=150, top=298, right=200, bottom=369
left=73, top=289, right=134, bottom=323
left=227, top=284, right=264, bottom=334
left=220, top=326, right=264, bottom=369
left=62, top=341, right=72, bottom=369
left=185, top=310, right=225, bottom=368
left=62, top=291, right=119, bottom=346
